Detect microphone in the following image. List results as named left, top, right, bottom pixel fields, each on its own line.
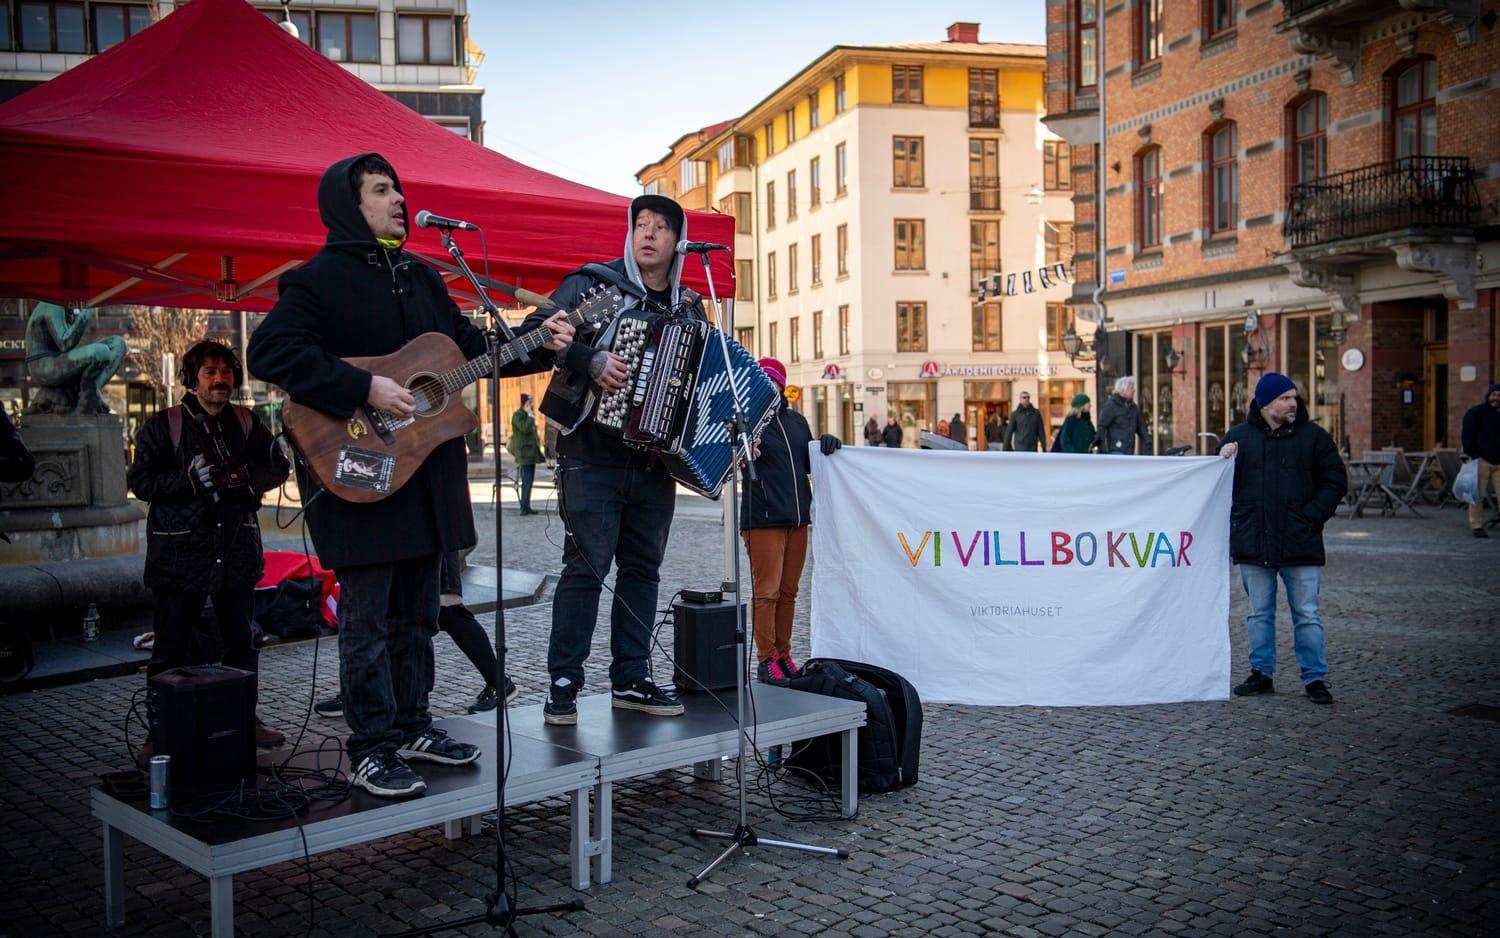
left=415, top=210, right=479, bottom=231
left=676, top=240, right=729, bottom=254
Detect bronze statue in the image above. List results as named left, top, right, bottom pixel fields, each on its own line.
left=25, top=303, right=127, bottom=414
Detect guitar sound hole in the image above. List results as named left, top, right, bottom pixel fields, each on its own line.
left=408, top=375, right=446, bottom=416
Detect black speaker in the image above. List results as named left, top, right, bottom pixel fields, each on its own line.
left=148, top=665, right=257, bottom=796
left=672, top=598, right=741, bottom=693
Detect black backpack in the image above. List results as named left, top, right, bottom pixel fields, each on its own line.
left=786, top=658, right=923, bottom=794
left=252, top=577, right=324, bottom=641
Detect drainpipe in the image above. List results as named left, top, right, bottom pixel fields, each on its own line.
left=1091, top=2, right=1109, bottom=403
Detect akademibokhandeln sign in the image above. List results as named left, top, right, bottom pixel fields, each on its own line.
left=809, top=448, right=1233, bottom=707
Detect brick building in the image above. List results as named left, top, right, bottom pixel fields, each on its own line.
left=1044, top=0, right=1498, bottom=454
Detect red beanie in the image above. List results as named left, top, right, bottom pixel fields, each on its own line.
left=758, top=357, right=787, bottom=389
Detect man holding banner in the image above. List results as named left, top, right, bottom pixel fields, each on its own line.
left=1220, top=374, right=1347, bottom=705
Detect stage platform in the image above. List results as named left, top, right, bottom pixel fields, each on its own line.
left=92, top=685, right=865, bottom=935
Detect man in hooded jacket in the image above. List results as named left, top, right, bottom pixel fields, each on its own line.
left=1220, top=373, right=1347, bottom=705
left=522, top=195, right=706, bottom=726
left=247, top=154, right=573, bottom=797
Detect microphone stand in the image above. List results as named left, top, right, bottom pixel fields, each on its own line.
left=684, top=249, right=848, bottom=888
left=394, top=228, right=582, bottom=936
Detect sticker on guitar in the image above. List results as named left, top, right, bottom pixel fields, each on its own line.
left=334, top=446, right=396, bottom=492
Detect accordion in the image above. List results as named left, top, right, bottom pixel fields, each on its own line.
left=595, top=310, right=779, bottom=498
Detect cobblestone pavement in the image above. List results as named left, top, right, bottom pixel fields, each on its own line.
left=2, top=486, right=1496, bottom=937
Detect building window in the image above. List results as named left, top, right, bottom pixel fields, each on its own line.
left=970, top=138, right=1000, bottom=210
left=894, top=219, right=926, bottom=271
left=642, top=179, right=663, bottom=196
left=892, top=64, right=924, bottom=104
left=834, top=73, right=847, bottom=113
left=1044, top=141, right=1072, bottom=191
left=1282, top=313, right=1341, bottom=444
left=20, top=1, right=86, bottom=52
left=809, top=92, right=821, bottom=129
left=0, top=3, right=10, bottom=49
left=836, top=224, right=849, bottom=276
left=736, top=260, right=754, bottom=301
left=1045, top=222, right=1075, bottom=265
left=788, top=243, right=799, bottom=293
left=893, top=136, right=924, bottom=188
left=1134, top=330, right=1175, bottom=454
left=718, top=139, right=735, bottom=174
left=897, top=302, right=927, bottom=352
left=972, top=303, right=1002, bottom=351
left=1136, top=146, right=1163, bottom=249
left=764, top=121, right=775, bottom=157
left=1207, top=122, right=1238, bottom=234
left=786, top=170, right=798, bottom=220
left=969, top=220, right=1000, bottom=292
left=768, top=321, right=779, bottom=358
left=1077, top=0, right=1098, bottom=88
left=1045, top=303, right=1075, bottom=351
left=813, top=310, right=824, bottom=359
left=765, top=181, right=776, bottom=229
left=1205, top=0, right=1234, bottom=39
left=1136, top=0, right=1163, bottom=67
left=789, top=316, right=801, bottom=362
left=397, top=14, right=455, bottom=65
left=736, top=326, right=755, bottom=353
left=968, top=68, right=999, bottom=128
left=1200, top=321, right=1250, bottom=451
left=680, top=159, right=704, bottom=193
left=809, top=157, right=822, bottom=208
left=838, top=305, right=850, bottom=354
left=721, top=192, right=752, bottom=235
left=1391, top=58, right=1437, bottom=159
left=811, top=233, right=822, bottom=285
left=93, top=3, right=151, bottom=51
left=785, top=106, right=797, bottom=144
left=835, top=142, right=848, bottom=195
left=318, top=11, right=377, bottom=63
left=1288, top=93, right=1327, bottom=188
left=767, top=251, right=777, bottom=300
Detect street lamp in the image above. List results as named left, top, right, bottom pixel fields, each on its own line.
left=1061, top=322, right=1108, bottom=374
left=278, top=0, right=300, bottom=38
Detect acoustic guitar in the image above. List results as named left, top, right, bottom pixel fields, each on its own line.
left=282, top=286, right=623, bottom=504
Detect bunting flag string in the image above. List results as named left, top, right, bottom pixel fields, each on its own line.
left=977, top=258, right=1076, bottom=301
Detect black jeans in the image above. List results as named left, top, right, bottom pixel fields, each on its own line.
left=335, top=555, right=439, bottom=762
left=148, top=586, right=258, bottom=709
left=549, top=459, right=675, bottom=689
left=439, top=550, right=499, bottom=687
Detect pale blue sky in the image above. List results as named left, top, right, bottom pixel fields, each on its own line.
left=472, top=1, right=1045, bottom=196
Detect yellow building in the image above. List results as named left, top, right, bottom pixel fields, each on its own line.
left=636, top=22, right=1083, bottom=447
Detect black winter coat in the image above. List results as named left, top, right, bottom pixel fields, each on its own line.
left=1222, top=398, right=1348, bottom=567
left=740, top=403, right=814, bottom=529
left=1005, top=404, right=1045, bottom=452
left=247, top=153, right=549, bottom=569
left=1095, top=394, right=1149, bottom=454
left=1460, top=397, right=1500, bottom=463
left=881, top=423, right=903, bottom=447
left=127, top=397, right=290, bottom=593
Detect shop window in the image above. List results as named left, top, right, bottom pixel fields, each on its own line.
left=1199, top=322, right=1249, bottom=451
left=1282, top=313, right=1341, bottom=444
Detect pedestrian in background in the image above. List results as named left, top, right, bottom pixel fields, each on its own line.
left=882, top=414, right=904, bottom=448
left=1057, top=394, right=1095, bottom=453
left=948, top=412, right=967, bottom=448
left=1095, top=376, right=1150, bottom=455
left=1221, top=373, right=1347, bottom=705
left=1004, top=391, right=1045, bottom=452
left=1459, top=383, right=1500, bottom=538
left=984, top=413, right=1004, bottom=451
left=864, top=416, right=881, bottom=447
left=507, top=393, right=544, bottom=515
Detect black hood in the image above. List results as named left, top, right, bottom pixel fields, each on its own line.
left=318, top=152, right=405, bottom=250
left=1248, top=396, right=1311, bottom=433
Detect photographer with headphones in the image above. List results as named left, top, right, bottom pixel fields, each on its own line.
left=127, top=340, right=291, bottom=764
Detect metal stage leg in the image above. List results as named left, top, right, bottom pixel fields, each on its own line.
left=841, top=727, right=860, bottom=818
left=692, top=757, right=724, bottom=782
left=103, top=822, right=125, bottom=928
left=443, top=819, right=464, bottom=841
left=467, top=814, right=483, bottom=836
left=209, top=875, right=233, bottom=938
left=592, top=782, right=613, bottom=885
left=569, top=787, right=589, bottom=890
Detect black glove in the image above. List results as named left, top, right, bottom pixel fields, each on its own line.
left=819, top=434, right=842, bottom=456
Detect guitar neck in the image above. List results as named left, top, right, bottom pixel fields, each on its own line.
left=438, top=305, right=594, bottom=393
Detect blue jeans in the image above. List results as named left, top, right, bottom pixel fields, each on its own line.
left=517, top=462, right=536, bottom=510
left=336, top=555, right=440, bottom=761
left=549, top=459, right=676, bottom=689
left=1239, top=564, right=1327, bottom=684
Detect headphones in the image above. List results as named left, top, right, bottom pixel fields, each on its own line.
left=179, top=340, right=244, bottom=390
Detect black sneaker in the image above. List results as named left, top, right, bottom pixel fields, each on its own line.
left=399, top=727, right=480, bottom=765
left=757, top=657, right=792, bottom=687
left=1305, top=680, right=1334, bottom=705
left=467, top=679, right=520, bottom=714
left=1474, top=528, right=1490, bottom=539
left=611, top=678, right=684, bottom=716
left=314, top=694, right=343, bottom=718
left=543, top=676, right=578, bottom=726
left=352, top=749, right=426, bottom=798
left=1233, top=670, right=1275, bottom=696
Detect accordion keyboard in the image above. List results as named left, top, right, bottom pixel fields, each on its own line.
left=595, top=315, right=651, bottom=432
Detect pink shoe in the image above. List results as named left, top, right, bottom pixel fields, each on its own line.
left=778, top=653, right=800, bottom=679
left=757, top=657, right=790, bottom=686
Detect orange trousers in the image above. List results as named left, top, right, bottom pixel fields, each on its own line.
left=742, top=525, right=809, bottom=663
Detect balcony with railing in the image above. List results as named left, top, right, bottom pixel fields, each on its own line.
left=969, top=176, right=1001, bottom=211
left=1283, top=156, right=1478, bottom=250
left=1277, top=2, right=1480, bottom=81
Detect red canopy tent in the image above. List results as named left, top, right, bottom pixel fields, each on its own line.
left=0, top=0, right=734, bottom=312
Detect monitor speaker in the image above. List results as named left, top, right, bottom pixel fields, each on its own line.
left=672, top=598, right=742, bottom=693
left=148, top=665, right=257, bottom=796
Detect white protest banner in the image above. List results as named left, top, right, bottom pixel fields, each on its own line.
left=809, top=448, right=1233, bottom=706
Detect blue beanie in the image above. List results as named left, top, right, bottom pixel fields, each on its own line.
left=1254, top=373, right=1297, bottom=408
